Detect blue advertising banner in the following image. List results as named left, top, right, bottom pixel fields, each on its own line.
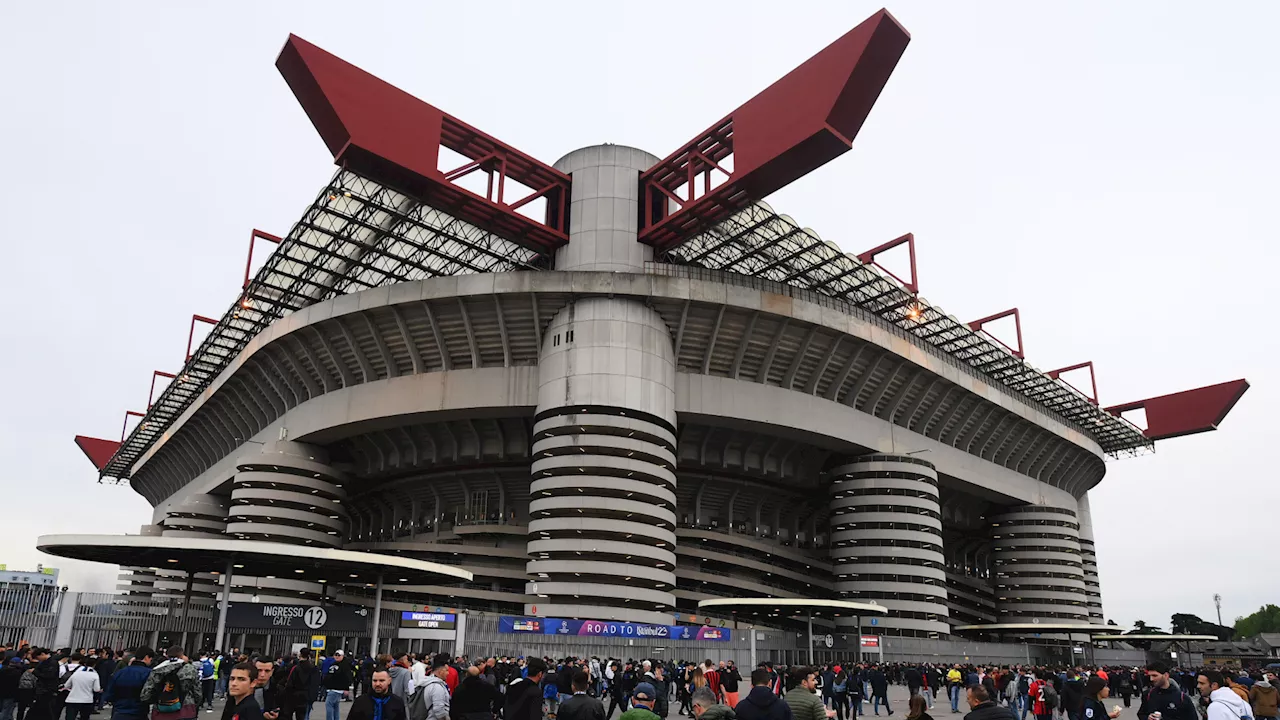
left=498, top=616, right=730, bottom=642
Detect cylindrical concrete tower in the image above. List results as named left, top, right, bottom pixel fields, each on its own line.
left=525, top=145, right=678, bottom=625
left=830, top=455, right=950, bottom=637
left=161, top=494, right=229, bottom=538
left=989, top=504, right=1089, bottom=623
left=1076, top=492, right=1104, bottom=623
left=227, top=441, right=349, bottom=547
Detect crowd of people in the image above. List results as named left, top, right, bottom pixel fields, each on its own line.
left=0, top=644, right=1275, bottom=720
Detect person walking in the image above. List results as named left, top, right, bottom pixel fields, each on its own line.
left=321, top=652, right=352, bottom=720
left=199, top=653, right=217, bottom=712
left=868, top=668, right=890, bottom=717
left=831, top=669, right=850, bottom=720
left=723, top=665, right=742, bottom=710
left=60, top=659, right=100, bottom=720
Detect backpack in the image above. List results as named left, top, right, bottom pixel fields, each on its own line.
left=833, top=679, right=847, bottom=694
left=407, top=683, right=432, bottom=720
left=155, top=666, right=185, bottom=714
left=19, top=669, right=37, bottom=691
left=1041, top=683, right=1059, bottom=710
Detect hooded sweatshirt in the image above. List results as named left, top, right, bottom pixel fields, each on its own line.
left=1206, top=687, right=1253, bottom=720
left=1249, top=680, right=1278, bottom=718
left=386, top=665, right=412, bottom=705
left=735, top=686, right=795, bottom=720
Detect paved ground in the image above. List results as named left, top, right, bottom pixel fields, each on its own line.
left=820, top=685, right=1145, bottom=720
left=192, top=684, right=1148, bottom=720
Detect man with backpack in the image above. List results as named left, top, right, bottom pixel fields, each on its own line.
left=140, top=647, right=200, bottom=720
left=62, top=658, right=100, bottom=720
left=1137, top=662, right=1197, bottom=720
left=1029, top=672, right=1057, bottom=720
left=406, top=656, right=449, bottom=720
left=280, top=651, right=320, bottom=720
left=199, top=654, right=217, bottom=712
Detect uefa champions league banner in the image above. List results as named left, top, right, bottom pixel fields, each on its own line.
left=498, top=616, right=731, bottom=642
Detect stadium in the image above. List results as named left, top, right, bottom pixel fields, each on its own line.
left=43, top=10, right=1247, bottom=661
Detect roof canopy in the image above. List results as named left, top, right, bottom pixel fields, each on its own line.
left=1092, top=634, right=1218, bottom=641
left=698, top=597, right=887, bottom=619
left=37, top=534, right=473, bottom=586
left=953, top=623, right=1122, bottom=634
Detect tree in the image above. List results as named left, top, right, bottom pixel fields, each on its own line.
left=1171, top=613, right=1233, bottom=641
left=1234, top=605, right=1280, bottom=639
left=1128, top=620, right=1165, bottom=635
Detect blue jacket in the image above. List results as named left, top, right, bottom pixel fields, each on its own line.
left=105, top=662, right=152, bottom=718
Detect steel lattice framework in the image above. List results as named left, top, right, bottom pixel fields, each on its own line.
left=666, top=202, right=1154, bottom=457
left=100, top=169, right=544, bottom=481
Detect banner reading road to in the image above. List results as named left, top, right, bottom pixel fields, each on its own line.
left=498, top=616, right=731, bottom=642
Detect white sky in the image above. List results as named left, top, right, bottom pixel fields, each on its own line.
left=1, top=1, right=1275, bottom=632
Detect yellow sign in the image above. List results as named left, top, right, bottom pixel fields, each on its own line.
left=42, top=568, right=56, bottom=575
left=310, top=636, right=326, bottom=651
left=0, top=565, right=6, bottom=571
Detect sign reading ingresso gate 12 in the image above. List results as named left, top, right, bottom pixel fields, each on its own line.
left=224, top=603, right=370, bottom=633
left=499, top=616, right=730, bottom=642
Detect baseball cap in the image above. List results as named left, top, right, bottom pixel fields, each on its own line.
left=633, top=682, right=657, bottom=701
left=334, top=650, right=344, bottom=657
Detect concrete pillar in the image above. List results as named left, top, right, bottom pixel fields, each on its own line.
left=829, top=455, right=949, bottom=637
left=215, top=560, right=234, bottom=652
left=1076, top=493, right=1104, bottom=623
left=524, top=145, right=677, bottom=626
left=228, top=441, right=349, bottom=547
left=371, top=574, right=384, bottom=655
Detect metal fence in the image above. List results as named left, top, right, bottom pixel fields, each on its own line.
left=4, top=589, right=1151, bottom=667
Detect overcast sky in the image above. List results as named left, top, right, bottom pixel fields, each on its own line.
left=2, top=1, right=1275, bottom=632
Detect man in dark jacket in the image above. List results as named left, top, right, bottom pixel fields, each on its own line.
left=735, top=670, right=794, bottom=720
left=963, top=686, right=1015, bottom=720
left=505, top=658, right=546, bottom=720
left=282, top=650, right=320, bottom=720
left=1060, top=672, right=1084, bottom=720
left=1136, top=662, right=1196, bottom=720
left=452, top=665, right=503, bottom=720
left=348, top=669, right=406, bottom=720
left=103, top=647, right=154, bottom=720
left=322, top=651, right=354, bottom=720
left=559, top=671, right=606, bottom=720
left=28, top=649, right=60, bottom=720
left=867, top=667, right=890, bottom=716
left=95, top=651, right=117, bottom=711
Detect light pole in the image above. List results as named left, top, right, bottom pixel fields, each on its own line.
left=1213, top=594, right=1223, bottom=626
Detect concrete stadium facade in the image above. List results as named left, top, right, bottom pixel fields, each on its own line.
left=115, top=143, right=1112, bottom=639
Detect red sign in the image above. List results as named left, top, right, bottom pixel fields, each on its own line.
left=860, top=635, right=880, bottom=647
